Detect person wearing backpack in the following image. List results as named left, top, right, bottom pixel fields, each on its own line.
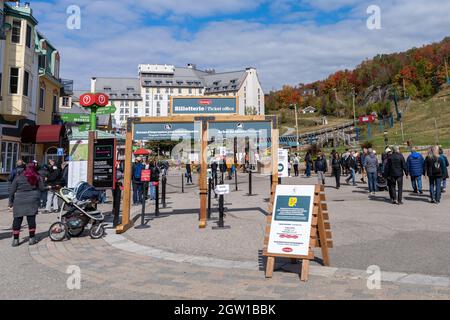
left=424, top=146, right=445, bottom=204
left=132, top=157, right=144, bottom=205
left=439, top=148, right=449, bottom=193
left=148, top=160, right=160, bottom=201
left=344, top=151, right=358, bottom=186
left=314, top=152, right=327, bottom=186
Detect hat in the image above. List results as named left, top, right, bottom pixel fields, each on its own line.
left=385, top=148, right=392, bottom=153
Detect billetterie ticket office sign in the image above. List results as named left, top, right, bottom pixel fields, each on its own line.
left=172, top=97, right=237, bottom=114
left=267, top=185, right=315, bottom=256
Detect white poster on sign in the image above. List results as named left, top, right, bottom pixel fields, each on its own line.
left=278, top=148, right=289, bottom=178
left=267, top=185, right=315, bottom=257
left=188, top=153, right=199, bottom=162
left=68, top=161, right=88, bottom=188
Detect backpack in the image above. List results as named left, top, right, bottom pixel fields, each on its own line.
left=432, top=158, right=442, bottom=176
left=133, top=164, right=143, bottom=180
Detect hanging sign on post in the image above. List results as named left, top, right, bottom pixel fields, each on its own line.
left=278, top=148, right=289, bottom=178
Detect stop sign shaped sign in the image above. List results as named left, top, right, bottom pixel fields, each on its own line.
left=95, top=93, right=109, bottom=107
left=79, top=93, right=95, bottom=107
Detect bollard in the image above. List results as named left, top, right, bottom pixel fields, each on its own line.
left=270, top=174, right=273, bottom=195
left=155, top=182, right=160, bottom=216
left=112, top=182, right=122, bottom=227
left=212, top=194, right=230, bottom=230
left=207, top=178, right=212, bottom=220
left=162, top=175, right=167, bottom=208
left=248, top=169, right=253, bottom=196
left=135, top=182, right=150, bottom=229
left=181, top=174, right=184, bottom=193
left=235, top=169, right=238, bottom=191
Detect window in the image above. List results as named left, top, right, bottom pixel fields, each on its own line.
left=178, top=88, right=182, bottom=94
left=127, top=87, right=135, bottom=92
left=39, top=86, right=45, bottom=110
left=1, top=142, right=19, bottom=173
left=21, top=143, right=35, bottom=164
left=157, top=88, right=160, bottom=94
left=38, top=55, right=46, bottom=70
left=165, top=88, right=169, bottom=93
left=146, top=88, right=150, bottom=94
left=10, top=68, right=19, bottom=94
left=134, top=108, right=138, bottom=114
left=146, top=95, right=149, bottom=100
left=104, top=87, right=112, bottom=92
left=145, top=108, right=150, bottom=115
left=23, top=70, right=29, bottom=96
left=53, top=94, right=58, bottom=113
left=156, top=102, right=161, bottom=116
left=62, top=96, right=70, bottom=107
left=145, top=101, right=149, bottom=107
left=25, top=24, right=32, bottom=48
left=11, top=20, right=21, bottom=44
left=134, top=101, right=138, bottom=107
left=189, top=88, right=192, bottom=94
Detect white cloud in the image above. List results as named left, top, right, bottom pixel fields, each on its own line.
left=31, top=0, right=450, bottom=91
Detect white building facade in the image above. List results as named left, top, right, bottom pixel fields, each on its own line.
left=91, top=64, right=264, bottom=128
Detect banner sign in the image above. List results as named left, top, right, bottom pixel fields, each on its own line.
left=134, top=123, right=199, bottom=141
left=278, top=148, right=289, bottom=178
left=267, top=185, right=315, bottom=256
left=68, top=161, right=88, bottom=188
left=141, top=169, right=151, bottom=182
left=93, top=138, right=116, bottom=189
left=172, top=97, right=237, bottom=114
left=61, top=114, right=90, bottom=123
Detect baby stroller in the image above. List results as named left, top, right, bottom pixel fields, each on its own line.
left=376, top=164, right=388, bottom=191
left=48, top=182, right=106, bottom=241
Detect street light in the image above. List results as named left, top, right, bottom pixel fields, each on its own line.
left=294, top=103, right=300, bottom=151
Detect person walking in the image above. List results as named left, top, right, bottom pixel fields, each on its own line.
left=314, top=152, right=327, bottom=186
left=304, top=151, right=313, bottom=178
left=186, top=161, right=193, bottom=185
left=344, top=151, right=358, bottom=186
left=439, top=148, right=449, bottom=193
left=406, top=147, right=425, bottom=194
left=60, top=158, right=69, bottom=188
left=359, top=148, right=368, bottom=183
left=293, top=154, right=300, bottom=177
left=385, top=146, right=408, bottom=205
left=148, top=160, right=160, bottom=201
left=364, top=148, right=379, bottom=195
left=9, top=163, right=47, bottom=247
left=8, top=160, right=26, bottom=210
left=131, top=157, right=144, bottom=206
left=424, top=146, right=446, bottom=204
left=44, top=160, right=61, bottom=213
left=330, top=150, right=342, bottom=189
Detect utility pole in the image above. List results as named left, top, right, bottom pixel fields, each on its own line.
left=351, top=87, right=356, bottom=126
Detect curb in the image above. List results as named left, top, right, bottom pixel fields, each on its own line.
left=103, top=230, right=449, bottom=288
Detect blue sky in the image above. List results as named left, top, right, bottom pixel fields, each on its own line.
left=30, top=0, right=450, bottom=91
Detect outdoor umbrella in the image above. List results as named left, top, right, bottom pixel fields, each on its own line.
left=134, top=148, right=151, bottom=156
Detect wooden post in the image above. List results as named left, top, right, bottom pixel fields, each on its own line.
left=199, top=120, right=208, bottom=228
left=116, top=119, right=134, bottom=234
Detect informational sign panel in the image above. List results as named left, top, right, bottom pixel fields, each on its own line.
left=68, top=161, right=88, bottom=188
left=267, top=185, right=315, bottom=257
left=278, top=148, right=289, bottom=178
left=215, top=184, right=230, bottom=195
left=141, top=169, right=151, bottom=182
left=93, top=138, right=116, bottom=189
left=172, top=97, right=237, bottom=115
left=134, top=123, right=199, bottom=141
left=69, top=140, right=89, bottom=161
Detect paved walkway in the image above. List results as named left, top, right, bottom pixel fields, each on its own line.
left=0, top=172, right=449, bottom=299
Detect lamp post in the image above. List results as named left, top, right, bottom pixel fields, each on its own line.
left=351, top=87, right=356, bottom=126
left=294, top=103, right=299, bottom=151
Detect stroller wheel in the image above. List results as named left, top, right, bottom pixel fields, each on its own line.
left=49, top=222, right=68, bottom=242
left=89, top=224, right=105, bottom=239
left=68, top=227, right=85, bottom=238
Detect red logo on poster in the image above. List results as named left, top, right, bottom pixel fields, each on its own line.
left=199, top=99, right=212, bottom=105
left=79, top=93, right=95, bottom=107
left=95, top=93, right=109, bottom=107
left=141, top=170, right=151, bottom=182
left=282, top=247, right=293, bottom=253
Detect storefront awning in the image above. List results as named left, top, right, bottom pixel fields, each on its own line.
left=21, top=125, right=65, bottom=143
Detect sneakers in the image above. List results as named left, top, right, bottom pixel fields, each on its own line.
left=29, top=237, right=37, bottom=246
left=11, top=239, right=19, bottom=247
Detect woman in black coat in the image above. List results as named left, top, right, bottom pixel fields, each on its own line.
left=9, top=163, right=47, bottom=247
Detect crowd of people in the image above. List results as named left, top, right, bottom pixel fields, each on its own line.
left=288, top=145, right=449, bottom=205
left=7, top=158, right=69, bottom=247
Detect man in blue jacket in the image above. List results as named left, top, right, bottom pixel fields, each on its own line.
left=406, top=147, right=424, bottom=194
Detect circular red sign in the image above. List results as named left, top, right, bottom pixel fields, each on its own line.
left=95, top=93, right=109, bottom=107
left=79, top=93, right=95, bottom=107
left=282, top=247, right=293, bottom=253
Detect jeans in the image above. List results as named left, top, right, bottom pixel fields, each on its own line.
left=367, top=171, right=377, bottom=193
left=442, top=179, right=447, bottom=190
left=132, top=182, right=143, bottom=204
left=306, top=163, right=311, bottom=177
left=389, top=176, right=404, bottom=202
left=148, top=183, right=156, bottom=200
left=429, top=177, right=442, bottom=202
left=186, top=173, right=193, bottom=184
left=293, top=164, right=299, bottom=177
left=332, top=168, right=341, bottom=188
left=411, top=176, right=423, bottom=192
left=45, top=191, right=59, bottom=211
left=346, top=168, right=356, bottom=185
left=317, top=171, right=325, bottom=185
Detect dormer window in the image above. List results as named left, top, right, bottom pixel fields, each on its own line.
left=104, top=87, right=112, bottom=92
left=127, top=87, right=135, bottom=92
